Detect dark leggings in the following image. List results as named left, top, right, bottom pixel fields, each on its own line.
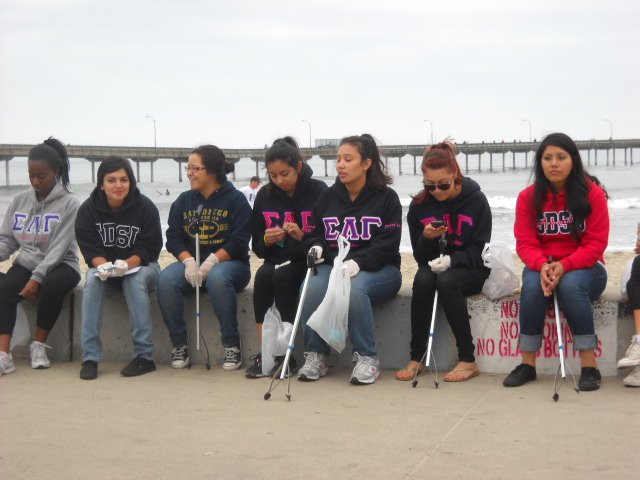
left=253, top=259, right=307, bottom=325
left=628, top=255, right=640, bottom=310
left=410, top=265, right=488, bottom=363
left=0, top=263, right=80, bottom=336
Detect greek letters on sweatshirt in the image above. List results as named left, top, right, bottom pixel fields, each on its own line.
left=252, top=164, right=328, bottom=265
left=515, top=181, right=609, bottom=272
left=408, top=177, right=492, bottom=270
left=165, top=181, right=251, bottom=263
left=305, top=178, right=402, bottom=271
left=0, top=180, right=80, bottom=283
left=75, top=187, right=163, bottom=266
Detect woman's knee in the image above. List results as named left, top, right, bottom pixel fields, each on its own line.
left=413, top=266, right=435, bottom=292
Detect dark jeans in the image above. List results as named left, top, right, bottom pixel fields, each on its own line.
left=410, top=265, right=488, bottom=363
left=0, top=263, right=80, bottom=335
left=627, top=255, right=640, bottom=310
left=253, top=259, right=307, bottom=324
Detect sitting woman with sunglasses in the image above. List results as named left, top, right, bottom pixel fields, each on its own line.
left=395, top=140, right=492, bottom=383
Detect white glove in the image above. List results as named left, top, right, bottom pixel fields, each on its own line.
left=428, top=255, right=451, bottom=274
left=182, top=257, right=199, bottom=288
left=343, top=259, right=360, bottom=278
left=198, top=253, right=219, bottom=280
left=307, top=245, right=325, bottom=268
left=112, top=259, right=128, bottom=277
left=96, top=262, right=115, bottom=282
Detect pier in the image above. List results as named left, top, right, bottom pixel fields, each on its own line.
left=1, top=138, right=638, bottom=186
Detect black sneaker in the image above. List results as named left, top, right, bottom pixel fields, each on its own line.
left=269, top=354, right=298, bottom=378
left=222, top=346, right=242, bottom=371
left=170, top=345, right=190, bottom=369
left=503, top=363, right=537, bottom=387
left=578, top=367, right=601, bottom=391
left=80, top=360, right=98, bottom=380
left=245, top=353, right=264, bottom=378
left=121, top=356, right=157, bottom=377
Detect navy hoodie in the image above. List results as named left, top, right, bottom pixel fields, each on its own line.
left=407, top=176, right=492, bottom=271
left=305, top=178, right=402, bottom=271
left=252, top=164, right=328, bottom=265
left=165, top=181, right=251, bottom=263
left=75, top=187, right=162, bottom=266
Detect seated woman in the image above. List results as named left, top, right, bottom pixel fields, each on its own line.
left=503, top=132, right=609, bottom=391
left=617, top=231, right=640, bottom=387
left=0, top=138, right=80, bottom=375
left=395, top=140, right=491, bottom=382
left=75, top=157, right=162, bottom=380
left=245, top=137, right=328, bottom=378
left=158, top=145, right=251, bottom=370
left=297, top=134, right=402, bottom=385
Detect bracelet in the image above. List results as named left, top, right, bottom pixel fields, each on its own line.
left=263, top=234, right=268, bottom=245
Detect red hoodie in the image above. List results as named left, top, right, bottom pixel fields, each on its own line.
left=514, top=181, right=609, bottom=272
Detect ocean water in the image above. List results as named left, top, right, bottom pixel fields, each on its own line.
left=1, top=156, right=638, bottom=252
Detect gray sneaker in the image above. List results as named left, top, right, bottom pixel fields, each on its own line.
left=297, top=352, right=329, bottom=381
left=30, top=341, right=52, bottom=369
left=0, top=351, right=15, bottom=376
left=222, top=346, right=242, bottom=370
left=350, top=353, right=380, bottom=385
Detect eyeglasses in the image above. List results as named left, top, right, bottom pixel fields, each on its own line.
left=424, top=182, right=452, bottom=192
left=184, top=165, right=206, bottom=173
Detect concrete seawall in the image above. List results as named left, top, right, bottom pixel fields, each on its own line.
left=12, top=283, right=634, bottom=376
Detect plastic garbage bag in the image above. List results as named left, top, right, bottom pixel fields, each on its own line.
left=307, top=236, right=351, bottom=352
left=481, top=242, right=520, bottom=300
left=261, top=304, right=292, bottom=376
left=10, top=304, right=30, bottom=350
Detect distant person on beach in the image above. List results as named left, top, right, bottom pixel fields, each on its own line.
left=395, top=140, right=492, bottom=383
left=75, top=157, right=162, bottom=380
left=0, top=138, right=80, bottom=375
left=244, top=137, right=327, bottom=378
left=297, top=134, right=402, bottom=385
left=158, top=145, right=251, bottom=370
left=617, top=230, right=640, bottom=386
left=239, top=176, right=261, bottom=208
left=503, top=132, right=609, bottom=391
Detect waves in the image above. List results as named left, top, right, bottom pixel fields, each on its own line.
left=400, top=196, right=639, bottom=210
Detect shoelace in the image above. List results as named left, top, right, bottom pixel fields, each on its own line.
left=224, top=347, right=240, bottom=362
left=353, top=353, right=376, bottom=374
left=625, top=340, right=640, bottom=358
left=248, top=353, right=261, bottom=366
left=171, top=346, right=188, bottom=361
left=32, top=342, right=52, bottom=360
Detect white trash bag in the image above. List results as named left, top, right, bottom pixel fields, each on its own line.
left=481, top=242, right=520, bottom=300
left=261, top=304, right=293, bottom=376
left=10, top=304, right=31, bottom=350
left=307, top=236, right=351, bottom=353
left=620, top=257, right=635, bottom=300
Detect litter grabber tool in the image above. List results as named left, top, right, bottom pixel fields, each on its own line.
left=551, top=288, right=579, bottom=401
left=194, top=204, right=211, bottom=370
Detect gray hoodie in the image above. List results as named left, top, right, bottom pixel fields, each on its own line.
left=0, top=180, right=80, bottom=283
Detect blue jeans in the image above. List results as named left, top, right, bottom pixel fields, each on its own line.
left=81, top=262, right=160, bottom=362
left=302, top=264, right=402, bottom=357
left=519, top=263, right=607, bottom=352
left=157, top=260, right=250, bottom=348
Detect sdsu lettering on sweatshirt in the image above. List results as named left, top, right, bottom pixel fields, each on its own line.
left=252, top=164, right=328, bottom=265
left=515, top=181, right=609, bottom=272
left=305, top=178, right=402, bottom=271
left=166, top=181, right=251, bottom=263
left=408, top=177, right=492, bottom=270
left=75, top=187, right=162, bottom=266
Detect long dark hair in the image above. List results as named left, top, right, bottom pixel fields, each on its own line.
left=191, top=145, right=235, bottom=183
left=28, top=137, right=71, bottom=191
left=533, top=132, right=609, bottom=242
left=264, top=136, right=303, bottom=197
left=340, top=134, right=392, bottom=191
left=412, top=139, right=462, bottom=205
left=97, top=156, right=137, bottom=190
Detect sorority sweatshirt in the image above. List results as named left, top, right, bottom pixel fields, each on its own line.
left=252, top=164, right=328, bottom=265
left=75, top=187, right=162, bottom=266
left=165, top=181, right=251, bottom=263
left=305, top=178, right=402, bottom=271
left=0, top=180, right=80, bottom=283
left=408, top=177, right=492, bottom=271
left=515, top=181, right=609, bottom=272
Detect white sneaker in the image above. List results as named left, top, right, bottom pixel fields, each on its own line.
left=350, top=353, right=380, bottom=385
left=297, top=352, right=329, bottom=381
left=30, top=341, right=51, bottom=369
left=623, top=366, right=640, bottom=387
left=617, top=337, right=640, bottom=368
left=0, top=351, right=16, bottom=376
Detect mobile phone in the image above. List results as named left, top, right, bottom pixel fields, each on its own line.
left=430, top=220, right=445, bottom=228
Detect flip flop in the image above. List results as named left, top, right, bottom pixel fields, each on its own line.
left=444, top=366, right=479, bottom=382
left=395, top=361, right=424, bottom=381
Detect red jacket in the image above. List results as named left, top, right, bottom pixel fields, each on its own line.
left=514, top=181, right=609, bottom=272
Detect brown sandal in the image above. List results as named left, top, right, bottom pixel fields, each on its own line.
left=444, top=363, right=479, bottom=382
left=395, top=361, right=424, bottom=381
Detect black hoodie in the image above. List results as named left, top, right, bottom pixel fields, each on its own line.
left=305, top=178, right=402, bottom=271
left=407, top=176, right=492, bottom=270
left=252, top=164, right=328, bottom=265
left=75, top=187, right=163, bottom=266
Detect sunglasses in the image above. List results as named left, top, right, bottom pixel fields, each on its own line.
left=424, top=182, right=452, bottom=192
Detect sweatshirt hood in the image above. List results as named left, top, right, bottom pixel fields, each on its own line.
left=330, top=176, right=379, bottom=205
left=28, top=179, right=69, bottom=205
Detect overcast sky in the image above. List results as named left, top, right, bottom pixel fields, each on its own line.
left=1, top=0, right=638, bottom=149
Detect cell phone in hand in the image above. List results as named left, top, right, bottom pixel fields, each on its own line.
left=430, top=220, right=445, bottom=228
